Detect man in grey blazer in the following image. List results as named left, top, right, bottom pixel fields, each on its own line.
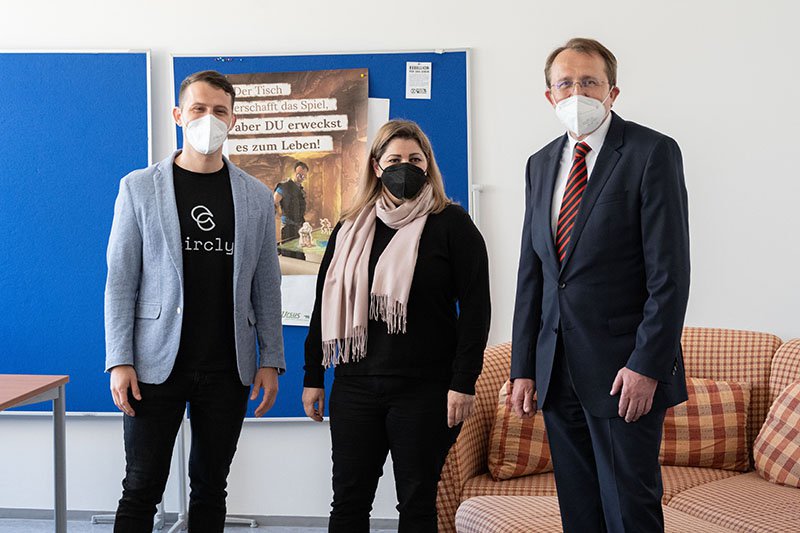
left=105, top=70, right=284, bottom=532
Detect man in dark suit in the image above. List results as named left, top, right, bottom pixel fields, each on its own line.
left=509, top=38, right=690, bottom=532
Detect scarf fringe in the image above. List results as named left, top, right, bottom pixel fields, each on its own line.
left=322, top=326, right=367, bottom=368
left=369, top=293, right=408, bottom=334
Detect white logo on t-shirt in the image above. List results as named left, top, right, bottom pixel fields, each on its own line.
left=191, top=205, right=215, bottom=231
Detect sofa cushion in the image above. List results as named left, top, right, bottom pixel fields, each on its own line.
left=667, top=471, right=800, bottom=532
left=754, top=381, right=800, bottom=488
left=455, top=496, right=739, bottom=533
left=462, top=472, right=558, bottom=500
left=680, top=327, right=782, bottom=461
left=456, top=496, right=563, bottom=533
left=461, top=466, right=739, bottom=505
left=659, top=377, right=750, bottom=471
left=660, top=465, right=743, bottom=503
left=487, top=380, right=553, bottom=480
left=661, top=507, right=740, bottom=532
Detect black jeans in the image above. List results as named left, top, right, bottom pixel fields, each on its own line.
left=328, top=376, right=460, bottom=533
left=114, top=369, right=249, bottom=533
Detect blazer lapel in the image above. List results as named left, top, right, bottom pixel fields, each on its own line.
left=540, top=136, right=567, bottom=270
left=154, top=154, right=183, bottom=282
left=560, top=113, right=624, bottom=271
left=226, top=157, right=248, bottom=292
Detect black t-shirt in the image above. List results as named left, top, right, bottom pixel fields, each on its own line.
left=303, top=204, right=491, bottom=394
left=172, top=162, right=236, bottom=373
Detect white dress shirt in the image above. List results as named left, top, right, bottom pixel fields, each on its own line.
left=550, top=112, right=613, bottom=240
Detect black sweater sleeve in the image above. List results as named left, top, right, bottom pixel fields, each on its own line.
left=447, top=207, right=491, bottom=394
left=302, top=222, right=342, bottom=388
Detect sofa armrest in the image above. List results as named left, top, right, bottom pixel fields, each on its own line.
left=438, top=342, right=512, bottom=532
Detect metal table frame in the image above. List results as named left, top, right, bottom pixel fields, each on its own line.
left=0, top=374, right=69, bottom=533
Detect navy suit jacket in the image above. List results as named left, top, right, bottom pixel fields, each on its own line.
left=511, top=112, right=690, bottom=418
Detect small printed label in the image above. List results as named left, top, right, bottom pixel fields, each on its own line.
left=406, top=62, right=432, bottom=100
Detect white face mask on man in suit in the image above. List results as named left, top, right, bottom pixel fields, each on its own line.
left=554, top=91, right=613, bottom=137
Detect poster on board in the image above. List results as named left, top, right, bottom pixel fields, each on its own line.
left=224, top=68, right=369, bottom=325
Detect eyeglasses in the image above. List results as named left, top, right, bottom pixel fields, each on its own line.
left=550, top=79, right=609, bottom=95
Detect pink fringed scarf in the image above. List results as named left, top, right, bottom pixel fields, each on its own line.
left=321, top=184, right=435, bottom=367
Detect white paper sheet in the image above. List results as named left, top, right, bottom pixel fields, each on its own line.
left=367, top=97, right=391, bottom=147
left=280, top=274, right=317, bottom=326
left=405, top=61, right=432, bottom=100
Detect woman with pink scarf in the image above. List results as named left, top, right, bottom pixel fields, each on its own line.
left=302, top=119, right=490, bottom=533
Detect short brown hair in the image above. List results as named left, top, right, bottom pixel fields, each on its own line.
left=179, top=70, right=236, bottom=108
left=544, top=38, right=618, bottom=87
left=341, top=120, right=451, bottom=220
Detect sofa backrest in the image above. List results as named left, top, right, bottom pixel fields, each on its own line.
left=478, top=329, right=783, bottom=465
left=476, top=327, right=780, bottom=468
left=467, top=342, right=513, bottom=471
left=680, top=327, right=782, bottom=458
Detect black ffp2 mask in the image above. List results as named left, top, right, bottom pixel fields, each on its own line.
left=379, top=163, right=428, bottom=200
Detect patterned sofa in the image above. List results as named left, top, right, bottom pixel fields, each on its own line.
left=436, top=328, right=800, bottom=532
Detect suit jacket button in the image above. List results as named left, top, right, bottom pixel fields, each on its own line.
left=552, top=328, right=558, bottom=334
left=558, top=282, right=566, bottom=289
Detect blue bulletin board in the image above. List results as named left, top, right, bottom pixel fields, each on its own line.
left=172, top=50, right=471, bottom=418
left=0, top=51, right=151, bottom=412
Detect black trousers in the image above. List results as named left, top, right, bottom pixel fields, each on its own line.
left=542, top=340, right=666, bottom=533
left=328, top=376, right=460, bottom=533
left=114, top=369, right=249, bottom=533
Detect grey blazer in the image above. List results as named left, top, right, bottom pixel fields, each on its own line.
left=104, top=151, right=285, bottom=385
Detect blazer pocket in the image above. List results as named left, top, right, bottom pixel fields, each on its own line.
left=608, top=313, right=642, bottom=336
left=596, top=191, right=629, bottom=205
left=134, top=301, right=161, bottom=319
left=247, top=308, right=258, bottom=326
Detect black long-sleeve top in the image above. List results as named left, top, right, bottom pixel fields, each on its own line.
left=303, top=204, right=491, bottom=394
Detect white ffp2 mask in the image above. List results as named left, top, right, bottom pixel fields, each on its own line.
left=184, top=114, right=230, bottom=155
left=554, top=93, right=611, bottom=136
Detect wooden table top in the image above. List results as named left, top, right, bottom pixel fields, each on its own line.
left=0, top=374, right=70, bottom=411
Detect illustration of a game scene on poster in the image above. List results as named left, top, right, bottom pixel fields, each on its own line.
left=225, top=68, right=369, bottom=276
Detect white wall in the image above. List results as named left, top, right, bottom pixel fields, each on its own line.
left=0, top=414, right=397, bottom=517
left=1, top=0, right=798, bottom=519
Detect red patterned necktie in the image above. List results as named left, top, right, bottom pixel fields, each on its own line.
left=556, top=142, right=591, bottom=263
